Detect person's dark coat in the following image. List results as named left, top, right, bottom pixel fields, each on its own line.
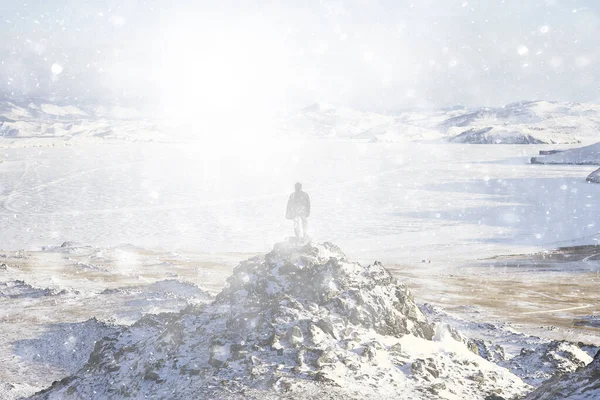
left=286, top=191, right=310, bottom=219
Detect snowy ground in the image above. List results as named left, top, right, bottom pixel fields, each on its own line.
left=1, top=139, right=600, bottom=398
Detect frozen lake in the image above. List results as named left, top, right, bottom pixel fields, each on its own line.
left=1, top=140, right=598, bottom=263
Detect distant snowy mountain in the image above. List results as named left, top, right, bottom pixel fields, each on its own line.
left=0, top=101, right=166, bottom=143
left=282, top=100, right=600, bottom=144
left=282, top=102, right=396, bottom=137
left=3, top=99, right=599, bottom=145
left=448, top=127, right=545, bottom=144
left=280, top=102, right=446, bottom=142
left=442, top=101, right=600, bottom=145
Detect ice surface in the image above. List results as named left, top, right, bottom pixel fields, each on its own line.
left=0, top=140, right=598, bottom=265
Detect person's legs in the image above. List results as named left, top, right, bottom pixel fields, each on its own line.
left=301, top=217, right=308, bottom=238
left=293, top=216, right=301, bottom=238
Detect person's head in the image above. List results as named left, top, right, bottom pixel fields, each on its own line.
left=294, top=182, right=302, bottom=192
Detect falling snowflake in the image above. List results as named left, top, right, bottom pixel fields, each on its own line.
left=51, top=63, right=63, bottom=75
left=517, top=45, right=529, bottom=56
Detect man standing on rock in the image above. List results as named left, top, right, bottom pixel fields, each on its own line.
left=286, top=182, right=311, bottom=240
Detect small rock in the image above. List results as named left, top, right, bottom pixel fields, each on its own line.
left=287, top=326, right=304, bottom=345
left=143, top=370, right=162, bottom=382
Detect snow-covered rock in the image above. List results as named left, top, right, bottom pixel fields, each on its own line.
left=586, top=168, right=600, bottom=183
left=30, top=242, right=530, bottom=400
left=420, top=303, right=598, bottom=387
left=504, top=341, right=593, bottom=386
left=531, top=142, right=600, bottom=165
left=524, top=349, right=600, bottom=400
left=448, top=127, right=545, bottom=144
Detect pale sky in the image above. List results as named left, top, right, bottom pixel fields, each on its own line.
left=0, top=0, right=598, bottom=113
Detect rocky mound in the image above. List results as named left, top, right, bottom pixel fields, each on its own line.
left=31, top=242, right=530, bottom=400
left=524, top=350, right=600, bottom=399
left=449, top=127, right=545, bottom=144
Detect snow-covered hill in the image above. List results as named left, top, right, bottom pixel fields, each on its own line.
left=282, top=100, right=600, bottom=144
left=31, top=242, right=532, bottom=400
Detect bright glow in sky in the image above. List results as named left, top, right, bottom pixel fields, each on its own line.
left=0, top=0, right=599, bottom=113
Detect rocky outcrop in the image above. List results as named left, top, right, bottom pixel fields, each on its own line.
left=524, top=350, right=600, bottom=399
left=505, top=341, right=593, bottom=386
left=30, top=242, right=530, bottom=400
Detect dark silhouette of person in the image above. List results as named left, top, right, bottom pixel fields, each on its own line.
left=286, top=182, right=310, bottom=239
